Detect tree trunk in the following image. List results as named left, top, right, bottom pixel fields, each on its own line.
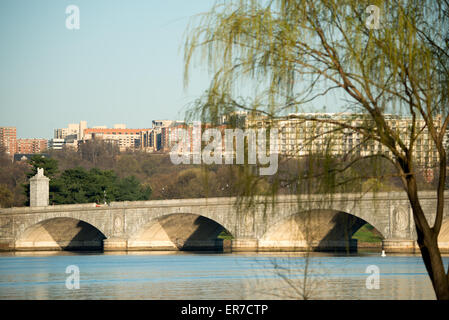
left=415, top=229, right=449, bottom=299
left=407, top=177, right=449, bottom=299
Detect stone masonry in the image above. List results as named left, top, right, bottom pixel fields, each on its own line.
left=0, top=191, right=448, bottom=253
left=29, top=168, right=49, bottom=207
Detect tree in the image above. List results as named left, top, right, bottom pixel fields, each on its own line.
left=78, top=139, right=120, bottom=169
left=22, top=154, right=151, bottom=205
left=26, top=155, right=59, bottom=179
left=23, top=155, right=59, bottom=206
left=0, top=185, right=14, bottom=208
left=115, top=176, right=152, bottom=201
left=184, top=0, right=449, bottom=299
left=50, top=167, right=151, bottom=205
left=0, top=147, right=28, bottom=207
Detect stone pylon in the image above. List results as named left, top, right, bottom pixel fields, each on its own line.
left=30, top=168, right=50, bottom=207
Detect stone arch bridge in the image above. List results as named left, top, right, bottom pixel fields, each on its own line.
left=1, top=191, right=449, bottom=253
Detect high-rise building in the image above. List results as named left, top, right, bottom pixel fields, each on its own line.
left=54, top=121, right=87, bottom=140
left=53, top=121, right=88, bottom=150
left=139, top=129, right=154, bottom=151
left=78, top=121, right=87, bottom=140
left=0, top=126, right=17, bottom=155
left=151, top=121, right=176, bottom=152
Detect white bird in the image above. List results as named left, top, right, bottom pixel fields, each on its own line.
left=381, top=250, right=386, bottom=257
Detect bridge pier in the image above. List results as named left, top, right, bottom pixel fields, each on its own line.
left=104, top=238, right=232, bottom=252
left=0, top=240, right=14, bottom=251
left=231, top=239, right=259, bottom=252
left=382, top=239, right=449, bottom=254
left=103, top=238, right=128, bottom=251
left=382, top=239, right=419, bottom=253
left=231, top=239, right=360, bottom=252
left=439, top=242, right=449, bottom=253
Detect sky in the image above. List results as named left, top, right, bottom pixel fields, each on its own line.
left=0, top=0, right=215, bottom=139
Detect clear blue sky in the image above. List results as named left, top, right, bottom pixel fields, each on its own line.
left=0, top=0, right=215, bottom=139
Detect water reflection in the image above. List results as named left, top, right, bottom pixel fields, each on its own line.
left=0, top=251, right=446, bottom=300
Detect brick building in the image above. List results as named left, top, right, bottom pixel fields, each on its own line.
left=0, top=127, right=17, bottom=155
left=16, top=139, right=48, bottom=154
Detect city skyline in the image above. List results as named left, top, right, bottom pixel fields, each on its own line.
left=0, top=0, right=215, bottom=139
left=0, top=0, right=342, bottom=140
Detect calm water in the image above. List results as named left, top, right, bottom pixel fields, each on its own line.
left=0, top=251, right=447, bottom=300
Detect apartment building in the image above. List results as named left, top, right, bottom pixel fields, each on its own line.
left=2, top=127, right=48, bottom=155
left=83, top=128, right=144, bottom=151
left=16, top=139, right=48, bottom=154
left=0, top=126, right=17, bottom=155
left=139, top=129, right=154, bottom=152
left=148, top=120, right=186, bottom=152
left=246, top=112, right=442, bottom=168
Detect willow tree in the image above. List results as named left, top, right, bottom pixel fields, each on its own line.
left=184, top=0, right=449, bottom=299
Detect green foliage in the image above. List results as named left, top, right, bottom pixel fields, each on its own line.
left=217, top=229, right=234, bottom=240
left=21, top=153, right=151, bottom=205
left=26, top=155, right=58, bottom=179
left=183, top=0, right=449, bottom=299
left=50, top=167, right=151, bottom=205
left=352, top=224, right=383, bottom=243
left=183, top=0, right=449, bottom=195
left=23, top=155, right=60, bottom=206
left=115, top=176, right=152, bottom=202
left=3, top=146, right=434, bottom=207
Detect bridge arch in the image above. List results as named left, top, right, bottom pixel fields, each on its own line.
left=127, top=212, right=233, bottom=251
left=259, top=209, right=384, bottom=251
left=15, top=217, right=107, bottom=251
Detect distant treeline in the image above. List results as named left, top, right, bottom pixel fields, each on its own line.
left=0, top=140, right=441, bottom=208
left=23, top=155, right=151, bottom=205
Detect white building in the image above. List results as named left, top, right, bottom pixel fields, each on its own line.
left=48, top=138, right=65, bottom=150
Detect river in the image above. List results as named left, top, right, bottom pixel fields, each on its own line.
left=0, top=251, right=447, bottom=300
